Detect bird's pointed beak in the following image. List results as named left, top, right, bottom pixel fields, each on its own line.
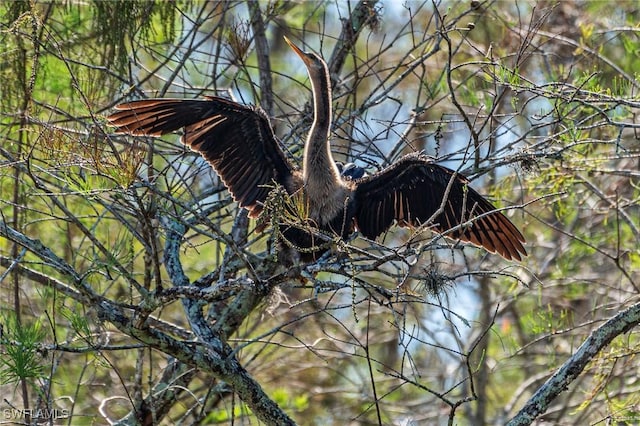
left=284, top=35, right=313, bottom=66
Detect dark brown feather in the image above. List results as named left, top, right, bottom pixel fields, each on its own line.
left=107, top=97, right=295, bottom=217
left=353, top=152, right=526, bottom=261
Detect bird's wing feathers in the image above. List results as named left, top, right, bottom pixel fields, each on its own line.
left=353, top=153, right=526, bottom=260
left=107, top=98, right=294, bottom=217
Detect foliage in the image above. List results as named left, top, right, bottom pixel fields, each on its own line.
left=0, top=314, right=46, bottom=386
left=1, top=1, right=639, bottom=425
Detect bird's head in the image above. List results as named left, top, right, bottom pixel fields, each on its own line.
left=336, top=162, right=367, bottom=181
left=284, top=36, right=327, bottom=74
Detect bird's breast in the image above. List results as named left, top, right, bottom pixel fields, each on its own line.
left=306, top=184, right=353, bottom=226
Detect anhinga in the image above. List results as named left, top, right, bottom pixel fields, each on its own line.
left=107, top=37, right=526, bottom=262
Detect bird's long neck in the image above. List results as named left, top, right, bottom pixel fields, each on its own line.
left=302, top=65, right=341, bottom=196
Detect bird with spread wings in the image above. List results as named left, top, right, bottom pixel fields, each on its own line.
left=107, top=37, right=526, bottom=262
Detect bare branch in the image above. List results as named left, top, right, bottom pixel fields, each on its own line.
left=507, top=301, right=640, bottom=425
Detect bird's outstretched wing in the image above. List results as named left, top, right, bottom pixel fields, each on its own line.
left=107, top=97, right=295, bottom=217
left=353, top=153, right=526, bottom=260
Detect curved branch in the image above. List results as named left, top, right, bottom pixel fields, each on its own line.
left=507, top=301, right=640, bottom=425
left=97, top=299, right=296, bottom=425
